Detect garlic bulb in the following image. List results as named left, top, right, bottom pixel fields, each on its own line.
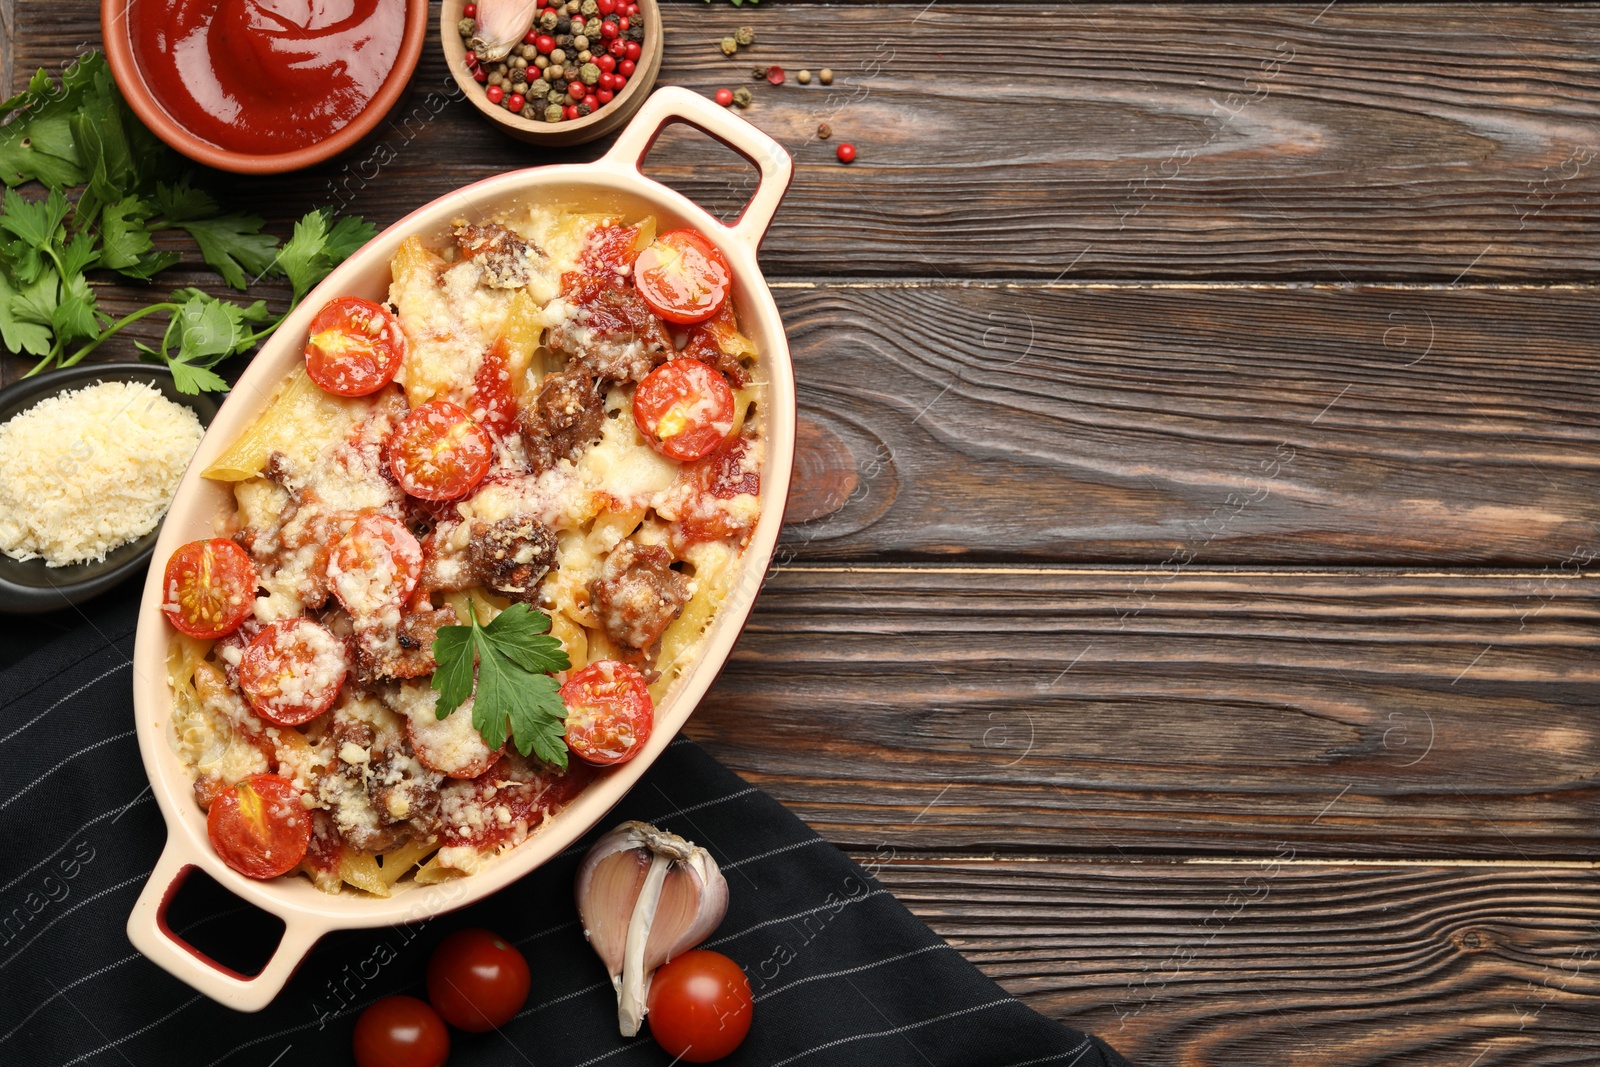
left=575, top=821, right=729, bottom=1036
left=468, top=0, right=540, bottom=62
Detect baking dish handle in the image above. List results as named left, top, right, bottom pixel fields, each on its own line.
left=127, top=842, right=326, bottom=1012
left=604, top=86, right=793, bottom=252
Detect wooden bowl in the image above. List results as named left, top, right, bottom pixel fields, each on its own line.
left=126, top=88, right=793, bottom=1011
left=101, top=0, right=430, bottom=174
left=441, top=0, right=665, bottom=147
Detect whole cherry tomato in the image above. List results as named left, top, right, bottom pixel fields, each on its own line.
left=425, top=928, right=531, bottom=1032
left=352, top=996, right=449, bottom=1067
left=646, top=950, right=753, bottom=1062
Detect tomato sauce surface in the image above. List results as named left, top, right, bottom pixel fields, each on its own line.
left=128, top=0, right=405, bottom=154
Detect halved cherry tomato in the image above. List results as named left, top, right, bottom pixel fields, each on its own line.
left=161, top=538, right=257, bottom=639
left=633, top=229, right=731, bottom=325
left=633, top=359, right=737, bottom=462
left=646, top=950, right=753, bottom=1062
left=388, top=400, right=494, bottom=501
left=304, top=297, right=405, bottom=397
left=560, top=660, right=654, bottom=766
left=238, top=618, right=348, bottom=726
left=206, top=773, right=312, bottom=879
left=328, top=512, right=422, bottom=618
left=426, top=928, right=531, bottom=1032
left=353, top=996, right=450, bottom=1067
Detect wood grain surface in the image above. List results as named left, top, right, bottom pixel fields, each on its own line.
left=691, top=566, right=1600, bottom=859
left=4, top=0, right=1598, bottom=1061
left=10, top=4, right=1600, bottom=280
left=865, top=856, right=1600, bottom=1066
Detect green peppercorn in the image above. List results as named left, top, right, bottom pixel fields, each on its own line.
left=548, top=89, right=562, bottom=103
left=539, top=9, right=558, bottom=30
left=752, top=67, right=767, bottom=80
left=458, top=18, right=474, bottom=36
left=580, top=62, right=600, bottom=85
left=732, top=86, right=752, bottom=108
left=513, top=80, right=529, bottom=95
left=720, top=37, right=738, bottom=57
left=565, top=0, right=579, bottom=14
left=735, top=25, right=755, bottom=46
left=545, top=103, right=564, bottom=122
left=522, top=104, right=538, bottom=119
left=550, top=48, right=567, bottom=64
left=578, top=50, right=593, bottom=63
left=529, top=78, right=550, bottom=96
left=581, top=0, right=598, bottom=15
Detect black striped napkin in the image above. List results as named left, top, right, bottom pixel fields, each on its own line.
left=0, top=595, right=1129, bottom=1067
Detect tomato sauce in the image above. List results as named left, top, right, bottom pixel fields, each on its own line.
left=128, top=0, right=405, bottom=154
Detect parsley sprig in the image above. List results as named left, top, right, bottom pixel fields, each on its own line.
left=0, top=53, right=375, bottom=391
left=431, top=603, right=573, bottom=769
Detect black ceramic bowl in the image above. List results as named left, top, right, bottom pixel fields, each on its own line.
left=0, top=364, right=220, bottom=614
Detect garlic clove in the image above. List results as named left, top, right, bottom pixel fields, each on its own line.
left=468, top=0, right=540, bottom=62
left=576, top=821, right=731, bottom=1037
left=576, top=845, right=651, bottom=978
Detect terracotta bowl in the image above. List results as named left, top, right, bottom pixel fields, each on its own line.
left=101, top=0, right=431, bottom=174
left=125, top=88, right=794, bottom=1010
left=441, top=0, right=665, bottom=146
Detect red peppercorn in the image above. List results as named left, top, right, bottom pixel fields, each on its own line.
left=627, top=2, right=639, bottom=13
left=618, top=58, right=635, bottom=76
left=535, top=34, right=556, bottom=53
left=600, top=20, right=619, bottom=39
left=507, top=92, right=525, bottom=112
left=766, top=66, right=785, bottom=85
left=836, top=142, right=857, bottom=163
left=584, top=94, right=599, bottom=109
left=564, top=104, right=579, bottom=120
left=613, top=73, right=628, bottom=88
left=571, top=14, right=585, bottom=29
left=623, top=40, right=641, bottom=61
left=607, top=37, right=627, bottom=57
left=463, top=3, right=476, bottom=15
left=524, top=30, right=538, bottom=45
left=473, top=66, right=488, bottom=83
left=715, top=87, right=733, bottom=106
left=618, top=16, right=629, bottom=31
left=597, top=0, right=617, bottom=12
left=485, top=84, right=504, bottom=104
left=464, top=50, right=477, bottom=65
left=597, top=54, right=616, bottom=72
left=597, top=88, right=614, bottom=104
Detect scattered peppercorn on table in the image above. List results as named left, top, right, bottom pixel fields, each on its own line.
left=5, top=3, right=1600, bottom=1064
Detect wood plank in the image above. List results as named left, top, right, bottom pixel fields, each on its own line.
left=776, top=283, right=1600, bottom=566
left=857, top=855, right=1600, bottom=1066
left=10, top=5, right=1600, bottom=280
left=686, top=566, right=1600, bottom=859
left=11, top=282, right=1598, bottom=565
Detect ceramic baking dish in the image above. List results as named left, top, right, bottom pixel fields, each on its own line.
left=126, top=88, right=794, bottom=1010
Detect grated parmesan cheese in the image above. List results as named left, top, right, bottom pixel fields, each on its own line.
left=0, top=381, right=203, bottom=566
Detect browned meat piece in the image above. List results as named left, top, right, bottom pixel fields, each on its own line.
left=453, top=221, right=539, bottom=288
left=351, top=603, right=458, bottom=683
left=466, top=517, right=559, bottom=603
left=589, top=541, right=690, bottom=654
left=367, top=748, right=442, bottom=833
left=520, top=370, right=606, bottom=472
left=681, top=331, right=750, bottom=388
left=551, top=284, right=673, bottom=383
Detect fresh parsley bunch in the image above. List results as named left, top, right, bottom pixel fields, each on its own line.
left=432, top=603, right=574, bottom=769
left=0, top=52, right=376, bottom=392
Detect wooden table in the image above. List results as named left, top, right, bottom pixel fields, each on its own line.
left=6, top=3, right=1599, bottom=1062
